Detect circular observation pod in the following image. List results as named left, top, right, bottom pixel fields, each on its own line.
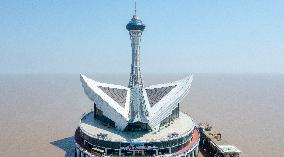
left=126, top=15, right=145, bottom=31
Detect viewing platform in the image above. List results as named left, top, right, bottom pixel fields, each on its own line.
left=74, top=111, right=199, bottom=157
left=79, top=112, right=194, bottom=142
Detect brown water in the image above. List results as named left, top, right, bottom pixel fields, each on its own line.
left=0, top=74, right=283, bottom=157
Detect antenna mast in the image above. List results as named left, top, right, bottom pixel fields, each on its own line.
left=134, top=0, right=137, bottom=15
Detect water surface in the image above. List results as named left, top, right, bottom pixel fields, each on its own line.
left=0, top=74, right=283, bottom=157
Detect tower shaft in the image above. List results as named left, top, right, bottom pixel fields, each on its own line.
left=125, top=15, right=149, bottom=130
left=128, top=30, right=143, bottom=88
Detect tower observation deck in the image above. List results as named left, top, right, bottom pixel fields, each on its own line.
left=127, top=15, right=145, bottom=88
left=75, top=6, right=200, bottom=157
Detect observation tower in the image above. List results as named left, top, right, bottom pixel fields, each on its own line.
left=74, top=5, right=200, bottom=157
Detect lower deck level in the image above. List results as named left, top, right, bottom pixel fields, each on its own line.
left=74, top=128, right=199, bottom=157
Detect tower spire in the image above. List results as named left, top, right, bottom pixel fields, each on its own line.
left=134, top=0, right=137, bottom=15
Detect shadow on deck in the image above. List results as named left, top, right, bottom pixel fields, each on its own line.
left=50, top=136, right=75, bottom=157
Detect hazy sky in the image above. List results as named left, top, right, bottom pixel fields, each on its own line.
left=0, top=0, right=283, bottom=74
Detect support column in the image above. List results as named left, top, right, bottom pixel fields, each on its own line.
left=169, top=147, right=172, bottom=154
left=195, top=147, right=199, bottom=156
left=105, top=148, right=108, bottom=155
left=119, top=149, right=121, bottom=157
left=178, top=103, right=180, bottom=118
left=94, top=103, right=97, bottom=118
left=76, top=148, right=80, bottom=157
left=155, top=149, right=158, bottom=155
left=186, top=153, right=189, bottom=157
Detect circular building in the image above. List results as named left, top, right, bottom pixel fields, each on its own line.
left=75, top=112, right=199, bottom=157
left=75, top=13, right=200, bottom=157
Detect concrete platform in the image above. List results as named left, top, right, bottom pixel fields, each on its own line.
left=79, top=111, right=195, bottom=142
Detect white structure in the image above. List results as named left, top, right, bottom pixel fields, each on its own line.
left=80, top=14, right=193, bottom=131
left=75, top=8, right=200, bottom=157
left=80, top=74, right=192, bottom=131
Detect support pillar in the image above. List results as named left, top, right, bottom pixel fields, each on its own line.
left=76, top=148, right=80, bottom=157
left=195, top=146, right=199, bottom=156
left=119, top=149, right=121, bottom=157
